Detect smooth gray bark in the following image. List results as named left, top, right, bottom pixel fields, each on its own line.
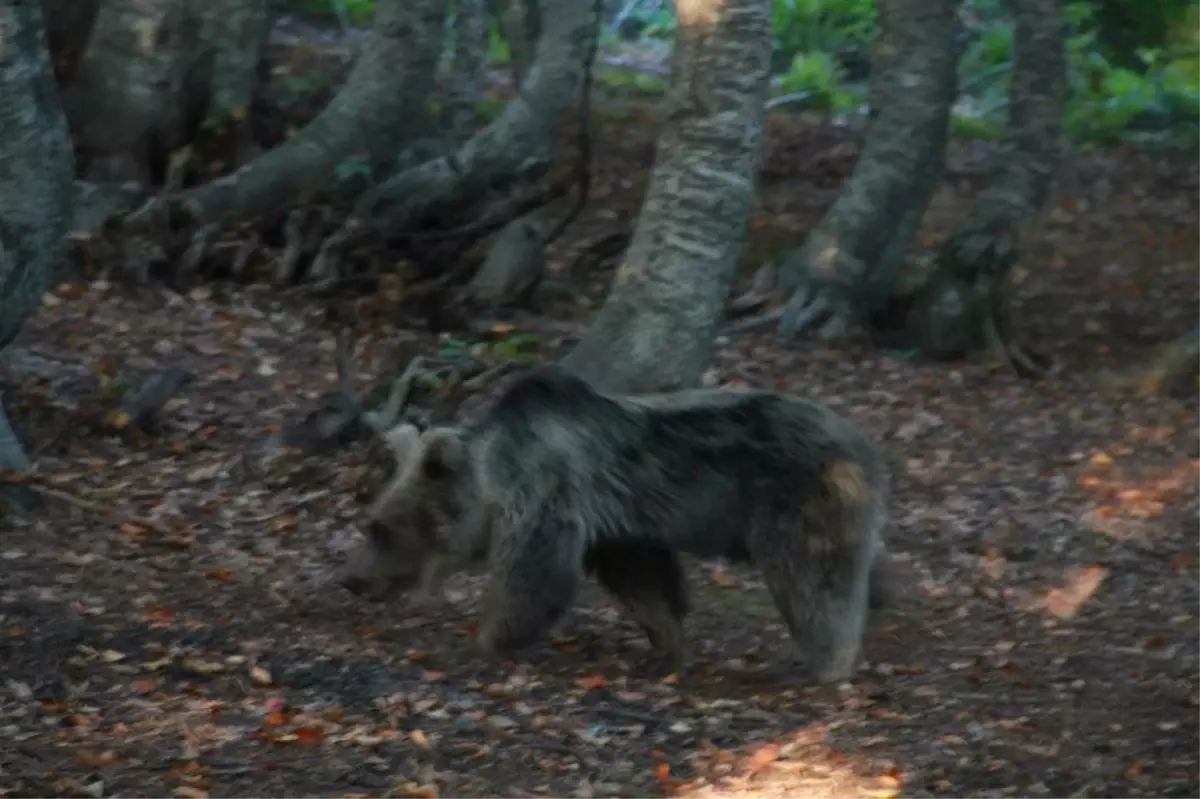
left=349, top=0, right=594, bottom=231
left=775, top=0, right=958, bottom=341
left=441, top=0, right=490, bottom=141
left=59, top=0, right=272, bottom=184
left=903, top=0, right=1066, bottom=366
left=560, top=0, right=773, bottom=393
left=0, top=0, right=76, bottom=473
left=173, top=0, right=446, bottom=223
left=490, top=0, right=541, bottom=86
left=937, top=0, right=1065, bottom=264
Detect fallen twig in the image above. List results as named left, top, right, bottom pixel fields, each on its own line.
left=0, top=476, right=174, bottom=536
left=240, top=489, right=330, bottom=524
left=721, top=306, right=783, bottom=335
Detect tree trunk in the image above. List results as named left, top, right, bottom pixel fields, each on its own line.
left=57, top=0, right=272, bottom=185
left=0, top=0, right=76, bottom=474
left=559, top=0, right=773, bottom=393
left=774, top=0, right=958, bottom=342
left=349, top=0, right=596, bottom=231
left=440, top=0, right=490, bottom=142
left=173, top=0, right=446, bottom=224
left=490, top=0, right=541, bottom=87
left=41, top=0, right=102, bottom=84
left=900, top=0, right=1065, bottom=372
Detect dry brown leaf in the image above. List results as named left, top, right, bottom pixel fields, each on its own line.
left=203, top=567, right=236, bottom=582
left=271, top=512, right=299, bottom=533
left=1043, top=564, right=1110, bottom=620
left=293, top=726, right=325, bottom=743
left=573, top=674, right=608, bottom=691
left=75, top=750, right=117, bottom=767
left=139, top=607, right=174, bottom=623
left=105, top=410, right=132, bottom=431
left=172, top=788, right=210, bottom=799
left=181, top=657, right=225, bottom=675
left=979, top=544, right=1007, bottom=581
left=746, top=743, right=780, bottom=773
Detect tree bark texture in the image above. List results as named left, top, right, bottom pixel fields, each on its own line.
left=174, top=0, right=446, bottom=224
left=937, top=0, right=1065, bottom=272
left=440, top=0, right=490, bottom=142
left=41, top=0, right=101, bottom=84
left=352, top=0, right=594, bottom=231
left=559, top=0, right=773, bottom=393
left=489, top=0, right=541, bottom=87
left=775, top=0, right=958, bottom=342
left=57, top=0, right=273, bottom=185
left=904, top=0, right=1066, bottom=363
left=0, top=0, right=76, bottom=471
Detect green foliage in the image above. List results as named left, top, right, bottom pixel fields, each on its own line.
left=595, top=66, right=669, bottom=97
left=487, top=16, right=511, bottom=65
left=951, top=0, right=1198, bottom=147
left=283, top=0, right=1196, bottom=150
left=1062, top=1, right=1197, bottom=147
left=1089, top=0, right=1197, bottom=70
left=473, top=96, right=508, bottom=123
left=775, top=0, right=876, bottom=52
left=949, top=113, right=1003, bottom=141
left=437, top=332, right=541, bottom=365
left=769, top=0, right=874, bottom=110
left=774, top=51, right=860, bottom=112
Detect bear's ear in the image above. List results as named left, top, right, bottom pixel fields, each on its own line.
left=420, top=427, right=465, bottom=479
left=380, top=423, right=424, bottom=468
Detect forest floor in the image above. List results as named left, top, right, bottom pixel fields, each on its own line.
left=2, top=28, right=1199, bottom=799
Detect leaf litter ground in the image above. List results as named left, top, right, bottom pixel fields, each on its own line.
left=1, top=114, right=1197, bottom=799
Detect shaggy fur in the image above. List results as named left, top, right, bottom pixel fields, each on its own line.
left=335, top=366, right=891, bottom=683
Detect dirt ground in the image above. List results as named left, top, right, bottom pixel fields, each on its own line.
left=1, top=62, right=1198, bottom=798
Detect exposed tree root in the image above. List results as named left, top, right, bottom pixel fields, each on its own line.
left=277, top=330, right=521, bottom=456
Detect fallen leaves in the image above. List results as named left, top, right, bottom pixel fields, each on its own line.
left=744, top=742, right=781, bottom=774
left=249, top=666, right=273, bottom=686
left=573, top=674, right=608, bottom=692
left=129, top=677, right=160, bottom=694
left=979, top=544, right=1007, bottom=581
left=1, top=133, right=1196, bottom=799
left=172, top=787, right=210, bottom=799
left=388, top=781, right=439, bottom=798
left=1042, top=564, right=1110, bottom=620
